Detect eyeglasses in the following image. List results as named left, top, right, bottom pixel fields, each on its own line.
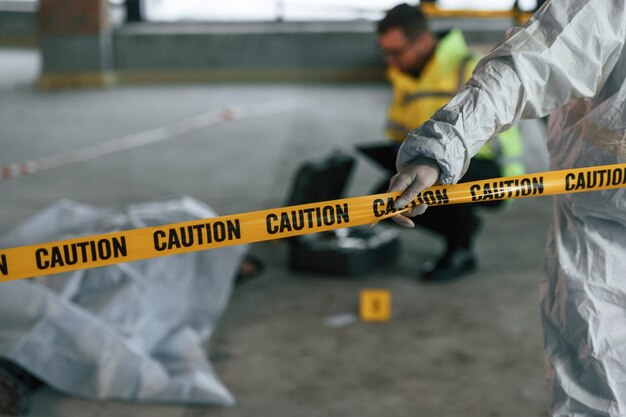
left=380, top=38, right=416, bottom=60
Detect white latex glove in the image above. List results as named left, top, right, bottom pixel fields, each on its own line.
left=386, top=156, right=440, bottom=228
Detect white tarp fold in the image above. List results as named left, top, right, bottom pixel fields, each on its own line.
left=0, top=197, right=246, bottom=405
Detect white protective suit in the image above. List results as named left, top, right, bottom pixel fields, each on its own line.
left=396, top=0, right=626, bottom=415
left=0, top=197, right=246, bottom=406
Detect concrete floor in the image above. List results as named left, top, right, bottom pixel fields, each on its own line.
left=1, top=47, right=551, bottom=417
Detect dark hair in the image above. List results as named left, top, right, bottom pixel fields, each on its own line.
left=377, top=3, right=429, bottom=38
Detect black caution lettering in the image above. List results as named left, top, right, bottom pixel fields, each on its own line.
left=373, top=199, right=385, bottom=217
left=336, top=203, right=350, bottom=224
left=154, top=221, right=240, bottom=251
left=266, top=214, right=279, bottom=235
left=267, top=204, right=350, bottom=234
left=565, top=173, right=575, bottom=191
left=470, top=184, right=482, bottom=201
left=532, top=177, right=544, bottom=195
left=38, top=237, right=128, bottom=270
left=0, top=254, right=7, bottom=275
left=611, top=168, right=624, bottom=185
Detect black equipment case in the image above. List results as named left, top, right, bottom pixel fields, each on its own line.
left=285, top=153, right=400, bottom=276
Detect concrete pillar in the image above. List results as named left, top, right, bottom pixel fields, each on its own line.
left=38, top=0, right=114, bottom=88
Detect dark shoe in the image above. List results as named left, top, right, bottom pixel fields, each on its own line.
left=0, top=362, right=34, bottom=416
left=420, top=248, right=477, bottom=282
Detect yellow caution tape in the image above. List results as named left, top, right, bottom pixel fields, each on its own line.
left=1, top=163, right=625, bottom=283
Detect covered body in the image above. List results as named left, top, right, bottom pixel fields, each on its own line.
left=0, top=197, right=245, bottom=405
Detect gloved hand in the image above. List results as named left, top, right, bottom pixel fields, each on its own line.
left=386, top=156, right=440, bottom=228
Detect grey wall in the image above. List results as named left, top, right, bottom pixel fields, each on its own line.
left=0, top=10, right=512, bottom=83
left=113, top=22, right=386, bottom=82
left=0, top=9, right=37, bottom=45
left=112, top=20, right=509, bottom=82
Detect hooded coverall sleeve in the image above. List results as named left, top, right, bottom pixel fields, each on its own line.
left=397, top=0, right=626, bottom=184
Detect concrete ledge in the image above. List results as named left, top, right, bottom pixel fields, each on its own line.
left=0, top=35, right=37, bottom=47
left=0, top=9, right=37, bottom=46
left=37, top=71, right=116, bottom=89
left=40, top=34, right=113, bottom=73
left=117, top=21, right=379, bottom=34
left=116, top=68, right=385, bottom=84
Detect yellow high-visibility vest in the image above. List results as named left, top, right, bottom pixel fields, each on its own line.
left=386, top=29, right=524, bottom=177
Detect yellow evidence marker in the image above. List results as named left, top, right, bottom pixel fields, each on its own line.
left=360, top=289, right=392, bottom=322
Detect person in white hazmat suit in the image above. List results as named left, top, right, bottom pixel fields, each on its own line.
left=0, top=197, right=248, bottom=415
left=385, top=0, right=626, bottom=415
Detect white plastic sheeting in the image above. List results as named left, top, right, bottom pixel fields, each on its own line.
left=0, top=197, right=246, bottom=405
